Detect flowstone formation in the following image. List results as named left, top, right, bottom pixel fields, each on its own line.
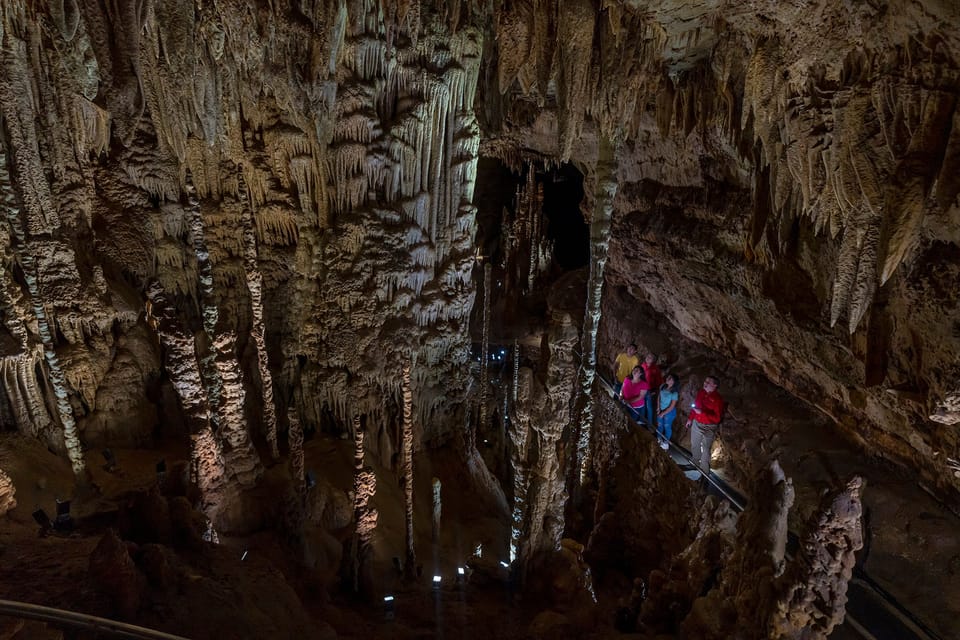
left=0, top=0, right=954, bottom=637
left=0, top=1, right=483, bottom=516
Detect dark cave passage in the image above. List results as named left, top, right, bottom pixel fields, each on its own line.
left=542, top=163, right=587, bottom=271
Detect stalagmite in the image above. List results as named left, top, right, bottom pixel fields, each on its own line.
left=509, top=366, right=534, bottom=562
left=402, top=363, right=416, bottom=579
left=213, top=332, right=262, bottom=487
left=348, top=414, right=378, bottom=593
left=431, top=477, right=441, bottom=542
left=512, top=339, right=520, bottom=402
left=574, top=135, right=618, bottom=486
left=0, top=139, right=87, bottom=483
left=145, top=281, right=225, bottom=508
left=238, top=170, right=279, bottom=460
left=479, top=262, right=492, bottom=438
left=184, top=172, right=223, bottom=432
left=288, top=406, right=305, bottom=498
left=770, top=476, right=865, bottom=639
left=184, top=171, right=261, bottom=485
left=517, top=312, right=578, bottom=578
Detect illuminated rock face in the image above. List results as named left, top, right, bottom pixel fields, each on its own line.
left=484, top=1, right=960, bottom=500
left=0, top=467, right=15, bottom=516
left=0, top=0, right=956, bottom=571
left=0, top=3, right=481, bottom=485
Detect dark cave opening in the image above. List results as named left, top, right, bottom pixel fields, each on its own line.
left=542, top=163, right=587, bottom=270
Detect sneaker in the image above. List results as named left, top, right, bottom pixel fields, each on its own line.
left=660, top=440, right=669, bottom=450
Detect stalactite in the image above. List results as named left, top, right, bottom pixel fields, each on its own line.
left=238, top=170, right=279, bottom=460
left=574, top=135, right=618, bottom=487
left=402, top=363, right=416, bottom=579
left=525, top=173, right=545, bottom=293
left=145, top=280, right=225, bottom=509
left=478, top=261, right=492, bottom=440
left=0, top=136, right=87, bottom=483
left=556, top=0, right=596, bottom=161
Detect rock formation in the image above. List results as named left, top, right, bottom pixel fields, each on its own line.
left=0, top=466, right=15, bottom=516
left=0, top=0, right=956, bottom=637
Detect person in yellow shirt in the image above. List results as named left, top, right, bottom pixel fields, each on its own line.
left=613, top=343, right=639, bottom=393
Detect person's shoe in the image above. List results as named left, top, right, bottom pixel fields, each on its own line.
left=660, top=440, right=669, bottom=450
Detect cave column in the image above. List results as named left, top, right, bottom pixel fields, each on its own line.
left=348, top=414, right=378, bottom=594
left=478, top=261, right=492, bottom=441
left=145, top=281, right=225, bottom=508
left=518, top=312, right=579, bottom=579
left=238, top=169, right=280, bottom=460
left=574, top=135, right=619, bottom=487
left=185, top=172, right=262, bottom=486
left=402, top=363, right=416, bottom=579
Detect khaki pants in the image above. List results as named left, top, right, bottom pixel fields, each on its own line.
left=690, top=420, right=719, bottom=472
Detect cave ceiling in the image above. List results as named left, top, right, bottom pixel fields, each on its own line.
left=0, top=0, right=958, bottom=503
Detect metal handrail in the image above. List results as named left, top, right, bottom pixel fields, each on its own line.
left=580, top=358, right=943, bottom=640
left=0, top=599, right=190, bottom=639
left=592, top=368, right=747, bottom=510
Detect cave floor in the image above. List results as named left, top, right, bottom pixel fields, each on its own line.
left=2, top=362, right=958, bottom=640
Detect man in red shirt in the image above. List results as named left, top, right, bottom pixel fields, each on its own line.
left=641, top=353, right=663, bottom=427
left=686, top=376, right=725, bottom=473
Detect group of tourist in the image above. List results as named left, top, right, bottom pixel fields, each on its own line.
left=612, top=344, right=725, bottom=473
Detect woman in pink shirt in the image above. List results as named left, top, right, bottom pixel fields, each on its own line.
left=620, top=366, right=649, bottom=423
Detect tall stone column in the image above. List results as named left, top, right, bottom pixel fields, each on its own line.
left=517, top=312, right=578, bottom=580
left=348, top=414, right=378, bottom=593
left=573, top=135, right=618, bottom=487
left=478, top=261, right=492, bottom=442
left=238, top=170, right=279, bottom=460
left=402, top=363, right=416, bottom=579
left=185, top=172, right=262, bottom=486
left=145, top=281, right=225, bottom=508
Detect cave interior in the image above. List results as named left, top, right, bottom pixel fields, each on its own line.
left=0, top=1, right=959, bottom=639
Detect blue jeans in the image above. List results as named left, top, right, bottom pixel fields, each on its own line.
left=628, top=405, right=643, bottom=422
left=644, top=391, right=657, bottom=426
left=657, top=410, right=676, bottom=442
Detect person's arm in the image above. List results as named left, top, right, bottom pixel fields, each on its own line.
left=659, top=396, right=677, bottom=417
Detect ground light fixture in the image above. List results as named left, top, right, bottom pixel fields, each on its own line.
left=432, top=575, right=442, bottom=590
left=383, top=595, right=395, bottom=621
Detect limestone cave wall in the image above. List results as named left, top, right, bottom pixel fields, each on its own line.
left=0, top=1, right=483, bottom=479
left=481, top=0, right=960, bottom=501
left=0, top=0, right=959, bottom=508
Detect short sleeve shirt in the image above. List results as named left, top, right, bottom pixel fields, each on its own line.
left=621, top=378, right=649, bottom=408
left=658, top=386, right=679, bottom=412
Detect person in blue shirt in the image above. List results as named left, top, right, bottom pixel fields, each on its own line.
left=656, top=373, right=679, bottom=449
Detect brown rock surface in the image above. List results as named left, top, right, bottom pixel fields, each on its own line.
left=0, top=1, right=958, bottom=638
